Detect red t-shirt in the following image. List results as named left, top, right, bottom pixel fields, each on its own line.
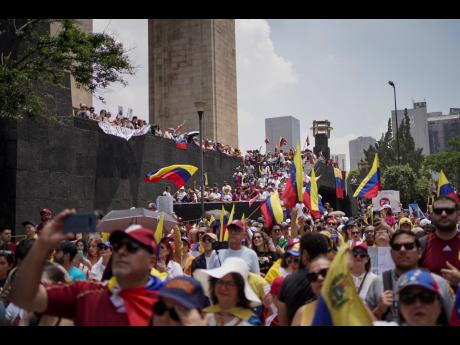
left=44, top=281, right=129, bottom=326
left=421, top=232, right=460, bottom=276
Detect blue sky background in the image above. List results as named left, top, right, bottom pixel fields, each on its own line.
left=93, top=19, right=460, bottom=170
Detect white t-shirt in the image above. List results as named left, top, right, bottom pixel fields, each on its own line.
left=208, top=247, right=260, bottom=275
left=167, top=260, right=184, bottom=278
left=90, top=257, right=106, bottom=282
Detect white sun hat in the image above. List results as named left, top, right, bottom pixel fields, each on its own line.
left=193, top=257, right=261, bottom=308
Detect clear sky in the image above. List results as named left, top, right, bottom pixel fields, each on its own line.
left=93, top=19, right=460, bottom=170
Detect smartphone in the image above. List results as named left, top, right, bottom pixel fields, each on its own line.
left=63, top=214, right=97, bottom=233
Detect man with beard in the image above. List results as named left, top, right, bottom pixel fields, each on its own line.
left=365, top=229, right=453, bottom=322
left=363, top=225, right=375, bottom=247
left=53, top=241, right=86, bottom=281
left=421, top=196, right=460, bottom=289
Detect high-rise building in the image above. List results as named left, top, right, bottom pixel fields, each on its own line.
left=428, top=110, right=460, bottom=153
left=265, top=116, right=300, bottom=153
left=148, top=19, right=238, bottom=148
left=391, top=101, right=430, bottom=155
left=331, top=154, right=347, bottom=171
left=348, top=136, right=376, bottom=170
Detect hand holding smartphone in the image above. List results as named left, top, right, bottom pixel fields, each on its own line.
left=63, top=214, right=97, bottom=233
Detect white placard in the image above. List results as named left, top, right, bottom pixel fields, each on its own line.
left=156, top=195, right=173, bottom=215
left=372, top=190, right=401, bottom=212
left=98, top=122, right=151, bottom=141
left=368, top=247, right=395, bottom=275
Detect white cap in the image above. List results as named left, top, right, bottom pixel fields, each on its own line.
left=382, top=204, right=392, bottom=209
left=420, top=219, right=431, bottom=227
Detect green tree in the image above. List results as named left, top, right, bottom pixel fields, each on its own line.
left=397, top=109, right=425, bottom=173
left=0, top=19, right=135, bottom=121
left=424, top=136, right=460, bottom=190
left=381, top=164, right=417, bottom=205
left=363, top=118, right=395, bottom=171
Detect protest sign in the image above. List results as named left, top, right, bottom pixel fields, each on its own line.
left=157, top=195, right=173, bottom=215
left=368, top=247, right=395, bottom=275
left=372, top=190, right=401, bottom=212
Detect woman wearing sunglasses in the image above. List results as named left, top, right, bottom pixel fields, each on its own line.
left=291, top=256, right=331, bottom=326
left=350, top=243, right=377, bottom=300
left=251, top=230, right=278, bottom=277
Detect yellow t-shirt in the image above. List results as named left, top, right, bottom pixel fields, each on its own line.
left=300, top=300, right=318, bottom=326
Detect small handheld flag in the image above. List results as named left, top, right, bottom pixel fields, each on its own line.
left=144, top=165, right=198, bottom=189
left=334, top=167, right=344, bottom=199
left=353, top=154, right=381, bottom=199
left=154, top=212, right=164, bottom=243
left=282, top=145, right=303, bottom=208
left=175, top=137, right=188, bottom=150
left=437, top=170, right=459, bottom=202
left=261, top=191, right=284, bottom=229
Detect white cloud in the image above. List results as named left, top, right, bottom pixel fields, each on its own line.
left=236, top=19, right=298, bottom=152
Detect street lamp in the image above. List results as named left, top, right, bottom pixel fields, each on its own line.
left=194, top=101, right=206, bottom=219
left=388, top=81, right=400, bottom=164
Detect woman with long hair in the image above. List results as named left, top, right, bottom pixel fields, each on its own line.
left=86, top=237, right=101, bottom=266
left=350, top=243, right=377, bottom=300
left=251, top=231, right=277, bottom=277
left=156, top=238, right=183, bottom=279
left=194, top=257, right=262, bottom=326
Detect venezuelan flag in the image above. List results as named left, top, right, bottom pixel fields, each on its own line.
left=175, top=137, right=188, bottom=150
left=334, top=167, right=344, bottom=199
left=311, top=245, right=373, bottom=326
left=261, top=191, right=284, bottom=229
left=307, top=168, right=324, bottom=219
left=282, top=146, right=304, bottom=208
left=353, top=154, right=381, bottom=199
left=144, top=164, right=197, bottom=189
left=437, top=170, right=460, bottom=202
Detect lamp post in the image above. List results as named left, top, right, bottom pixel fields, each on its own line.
left=388, top=81, right=400, bottom=164
left=194, top=101, right=206, bottom=219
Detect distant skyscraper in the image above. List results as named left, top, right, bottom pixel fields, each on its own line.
left=148, top=19, right=238, bottom=148
left=265, top=116, right=300, bottom=153
left=349, top=136, right=376, bottom=170
left=331, top=154, right=347, bottom=171
left=428, top=111, right=460, bottom=153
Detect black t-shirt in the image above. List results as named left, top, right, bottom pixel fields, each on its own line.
left=256, top=251, right=278, bottom=275
left=278, top=269, right=314, bottom=324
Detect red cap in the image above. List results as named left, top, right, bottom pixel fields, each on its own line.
left=40, top=208, right=52, bottom=215
left=228, top=220, right=245, bottom=231
left=352, top=242, right=368, bottom=253
left=109, top=225, right=156, bottom=253
left=270, top=276, right=284, bottom=296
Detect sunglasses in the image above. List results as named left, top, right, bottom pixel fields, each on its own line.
left=352, top=251, right=367, bottom=259
left=351, top=231, right=360, bottom=235
left=113, top=240, right=150, bottom=254
left=399, top=290, right=437, bottom=305
left=202, top=237, right=215, bottom=243
left=97, top=245, right=110, bottom=250
left=307, top=268, right=329, bottom=283
left=327, top=223, right=336, bottom=226
left=253, top=236, right=263, bottom=240
left=433, top=207, right=456, bottom=215
left=153, top=301, right=180, bottom=322
left=391, top=242, right=416, bottom=251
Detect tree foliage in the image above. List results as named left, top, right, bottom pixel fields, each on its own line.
left=424, top=136, right=460, bottom=190
left=0, top=19, right=135, bottom=121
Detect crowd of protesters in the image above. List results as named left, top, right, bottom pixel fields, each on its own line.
left=1, top=191, right=459, bottom=326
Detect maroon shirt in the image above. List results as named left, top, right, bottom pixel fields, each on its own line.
left=44, top=281, right=129, bottom=326
left=421, top=232, right=460, bottom=276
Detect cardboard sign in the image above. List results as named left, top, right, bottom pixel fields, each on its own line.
left=157, top=195, right=173, bottom=215
left=368, top=247, right=395, bottom=275
left=372, top=190, right=401, bottom=212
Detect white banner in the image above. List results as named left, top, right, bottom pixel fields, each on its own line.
left=368, top=247, right=395, bottom=275
left=98, top=122, right=151, bottom=141
left=372, top=190, right=401, bottom=212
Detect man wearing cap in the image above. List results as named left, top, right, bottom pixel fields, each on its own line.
left=37, top=208, right=52, bottom=236
left=53, top=241, right=86, bottom=282
left=10, top=209, right=163, bottom=326
left=19, top=221, right=38, bottom=243
left=207, top=220, right=260, bottom=275
left=191, top=232, right=218, bottom=275
left=398, top=217, right=413, bottom=231
left=365, top=229, right=453, bottom=322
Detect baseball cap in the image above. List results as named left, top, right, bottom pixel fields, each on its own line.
left=399, top=217, right=413, bottom=228
left=109, top=224, right=156, bottom=254
left=157, top=276, right=210, bottom=310
left=97, top=241, right=112, bottom=249
left=22, top=220, right=37, bottom=227
left=397, top=269, right=440, bottom=295
left=202, top=232, right=217, bottom=242
left=228, top=220, right=244, bottom=231
left=286, top=242, right=300, bottom=256
left=352, top=242, right=368, bottom=253
left=40, top=208, right=52, bottom=216
left=420, top=219, right=431, bottom=227
left=382, top=204, right=392, bottom=210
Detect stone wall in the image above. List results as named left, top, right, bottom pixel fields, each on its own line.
left=0, top=118, right=241, bottom=236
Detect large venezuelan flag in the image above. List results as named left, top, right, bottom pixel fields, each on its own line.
left=437, top=170, right=460, bottom=202
left=353, top=154, right=381, bottom=199
left=309, top=168, right=324, bottom=219
left=334, top=167, right=344, bottom=199
left=311, top=245, right=373, bottom=326
left=282, top=146, right=304, bottom=208
left=261, top=191, right=284, bottom=229
left=144, top=164, right=198, bottom=189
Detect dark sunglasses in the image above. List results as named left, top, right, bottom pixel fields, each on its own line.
left=399, top=290, right=437, bottom=305
left=97, top=244, right=110, bottom=250
left=153, top=301, right=180, bottom=322
left=352, top=251, right=368, bottom=259
left=327, top=223, right=335, bottom=226
left=253, top=236, right=263, bottom=240
left=287, top=257, right=300, bottom=264
left=433, top=207, right=456, bottom=215
left=307, top=268, right=329, bottom=283
left=112, top=240, right=150, bottom=254
left=202, top=237, right=215, bottom=243
left=391, top=242, right=416, bottom=251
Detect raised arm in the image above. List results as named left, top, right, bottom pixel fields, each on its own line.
left=10, top=209, right=76, bottom=313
